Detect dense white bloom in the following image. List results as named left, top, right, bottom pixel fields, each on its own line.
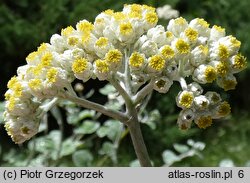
left=4, top=4, right=246, bottom=143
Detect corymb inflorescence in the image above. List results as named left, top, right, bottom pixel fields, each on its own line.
left=4, top=4, right=247, bottom=144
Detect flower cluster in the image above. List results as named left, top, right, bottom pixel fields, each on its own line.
left=4, top=4, right=247, bottom=143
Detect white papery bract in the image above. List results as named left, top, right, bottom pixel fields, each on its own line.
left=4, top=4, right=246, bottom=143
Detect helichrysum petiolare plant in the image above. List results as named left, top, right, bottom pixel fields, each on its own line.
left=3, top=4, right=247, bottom=166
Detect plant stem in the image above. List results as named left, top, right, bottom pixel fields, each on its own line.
left=62, top=92, right=128, bottom=123
left=126, top=115, right=152, bottom=167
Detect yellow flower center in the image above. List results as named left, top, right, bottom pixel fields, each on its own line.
left=160, top=45, right=175, bottom=59
left=145, top=12, right=158, bottom=24
left=175, top=17, right=187, bottom=25
left=120, top=22, right=133, bottom=35
left=233, top=54, right=247, bottom=70
left=197, top=18, right=209, bottom=28
left=196, top=116, right=212, bottom=129
left=95, top=37, right=108, bottom=48
left=222, top=78, right=237, bottom=91
left=129, top=52, right=144, bottom=68
left=26, top=51, right=38, bottom=63
left=148, top=55, right=165, bottom=71
left=166, top=31, right=173, bottom=39
left=95, top=59, right=109, bottom=73
left=106, top=49, right=123, bottom=64
left=46, top=68, right=58, bottom=83
left=13, top=82, right=23, bottom=97
left=218, top=44, right=229, bottom=60
left=68, top=37, right=79, bottom=46
left=113, top=12, right=126, bottom=21
left=179, top=91, right=194, bottom=108
left=77, top=21, right=94, bottom=32
left=37, top=43, right=47, bottom=53
left=7, top=76, right=18, bottom=89
left=72, top=58, right=88, bottom=74
left=185, top=28, right=198, bottom=42
left=205, top=66, right=217, bottom=83
left=61, top=26, right=74, bottom=37
left=217, top=101, right=231, bottom=116
left=216, top=62, right=228, bottom=76
left=213, top=25, right=224, bottom=32
left=176, top=39, right=190, bottom=54
left=199, top=45, right=208, bottom=55
left=28, top=79, right=42, bottom=90
left=41, top=52, right=53, bottom=67
left=230, top=36, right=241, bottom=48
left=103, top=9, right=114, bottom=15
left=7, top=97, right=16, bottom=111
left=81, top=32, right=91, bottom=44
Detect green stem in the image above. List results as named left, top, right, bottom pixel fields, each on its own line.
left=126, top=115, right=152, bottom=167
left=62, top=92, right=128, bottom=123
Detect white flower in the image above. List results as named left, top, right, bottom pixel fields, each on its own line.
left=156, top=5, right=179, bottom=20
left=50, top=34, right=67, bottom=53
left=193, top=64, right=217, bottom=84
left=216, top=74, right=237, bottom=91
left=4, top=115, right=40, bottom=144
left=94, top=37, right=114, bottom=58
left=140, top=40, right=158, bottom=57
left=94, top=12, right=112, bottom=37
left=93, top=59, right=110, bottom=81
left=189, top=18, right=210, bottom=37
left=167, top=17, right=188, bottom=36
left=147, top=25, right=167, bottom=47
left=193, top=95, right=210, bottom=110
left=212, top=101, right=231, bottom=119
left=72, top=58, right=93, bottom=82
left=153, top=77, right=173, bottom=93
left=209, top=25, right=225, bottom=41
left=229, top=54, right=247, bottom=73
left=116, top=21, right=136, bottom=43
left=187, top=82, right=203, bottom=96
left=190, top=45, right=208, bottom=66
left=218, top=36, right=241, bottom=55
left=210, top=42, right=230, bottom=61
left=205, top=91, right=221, bottom=105
left=177, top=109, right=195, bottom=130
left=176, top=90, right=194, bottom=109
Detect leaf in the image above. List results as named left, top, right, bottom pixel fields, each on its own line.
left=162, top=150, right=180, bottom=166
left=67, top=110, right=95, bottom=125
left=99, top=84, right=116, bottom=95
left=129, top=159, right=141, bottom=167
left=78, top=110, right=96, bottom=120
left=50, top=106, right=63, bottom=122
left=60, top=138, right=82, bottom=157
left=96, top=120, right=122, bottom=141
left=96, top=126, right=109, bottom=138
left=72, top=150, right=93, bottom=167
left=74, top=120, right=100, bottom=135
left=0, top=102, right=5, bottom=124
left=99, top=142, right=117, bottom=163
left=173, top=143, right=189, bottom=153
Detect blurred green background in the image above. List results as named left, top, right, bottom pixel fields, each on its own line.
left=0, top=0, right=250, bottom=166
